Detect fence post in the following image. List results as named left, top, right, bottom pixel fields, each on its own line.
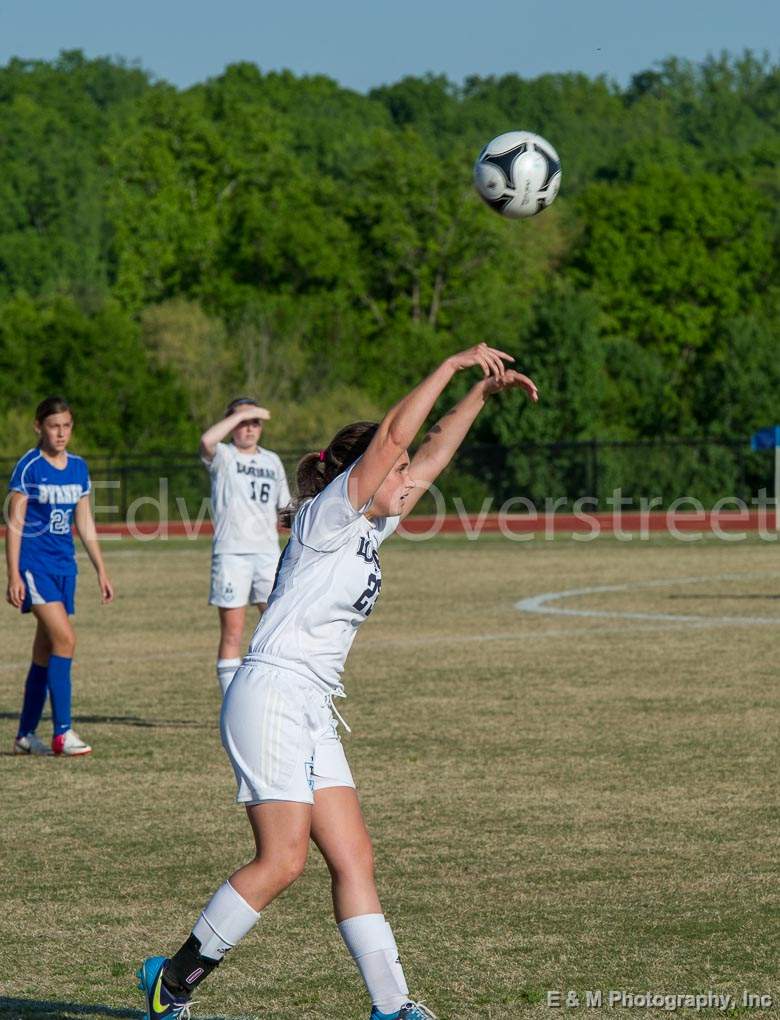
left=120, top=465, right=129, bottom=521
left=590, top=440, right=600, bottom=505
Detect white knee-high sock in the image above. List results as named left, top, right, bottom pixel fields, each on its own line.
left=216, top=658, right=241, bottom=697
left=192, top=881, right=260, bottom=961
left=383, top=921, right=408, bottom=1000
left=338, top=913, right=409, bottom=1014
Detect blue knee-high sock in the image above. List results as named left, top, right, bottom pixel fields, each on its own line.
left=17, top=662, right=49, bottom=739
left=47, top=655, right=73, bottom=736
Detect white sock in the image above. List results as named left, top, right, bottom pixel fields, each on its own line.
left=384, top=921, right=408, bottom=1001
left=338, top=913, right=409, bottom=1014
left=216, top=658, right=241, bottom=697
left=192, top=881, right=260, bottom=961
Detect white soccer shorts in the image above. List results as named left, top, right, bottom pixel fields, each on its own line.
left=208, top=551, right=279, bottom=608
left=220, top=662, right=355, bottom=805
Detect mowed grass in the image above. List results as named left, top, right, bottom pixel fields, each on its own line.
left=0, top=534, right=778, bottom=1020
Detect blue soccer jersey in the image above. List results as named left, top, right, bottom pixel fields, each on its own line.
left=9, top=449, right=91, bottom=577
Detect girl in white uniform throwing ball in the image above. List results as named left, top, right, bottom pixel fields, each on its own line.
left=200, top=398, right=291, bottom=695
left=138, top=345, right=538, bottom=1020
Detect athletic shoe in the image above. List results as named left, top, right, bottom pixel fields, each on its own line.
left=371, top=1003, right=438, bottom=1020
left=13, top=732, right=53, bottom=756
left=136, top=956, right=194, bottom=1020
left=51, top=728, right=92, bottom=756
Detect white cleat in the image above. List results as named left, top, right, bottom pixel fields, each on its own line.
left=51, top=728, right=92, bottom=757
left=13, top=732, right=54, bottom=756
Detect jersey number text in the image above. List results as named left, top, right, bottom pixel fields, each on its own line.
left=250, top=481, right=271, bottom=503
left=49, top=508, right=73, bottom=535
left=353, top=572, right=381, bottom=616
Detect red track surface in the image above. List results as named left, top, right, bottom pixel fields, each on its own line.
left=2, top=510, right=774, bottom=539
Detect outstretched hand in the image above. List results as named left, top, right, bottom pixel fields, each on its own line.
left=483, top=369, right=539, bottom=402
left=448, top=343, right=515, bottom=380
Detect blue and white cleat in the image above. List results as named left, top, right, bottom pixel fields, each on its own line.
left=371, top=1003, right=438, bottom=1020
left=136, top=956, right=194, bottom=1019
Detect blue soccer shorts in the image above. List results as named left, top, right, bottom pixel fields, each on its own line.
left=20, top=568, right=77, bottom=615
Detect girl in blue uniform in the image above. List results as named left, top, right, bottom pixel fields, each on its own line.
left=5, top=397, right=114, bottom=756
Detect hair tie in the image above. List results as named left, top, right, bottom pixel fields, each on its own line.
left=318, top=449, right=326, bottom=462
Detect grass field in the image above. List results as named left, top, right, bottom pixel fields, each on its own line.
left=1, top=534, right=778, bottom=1020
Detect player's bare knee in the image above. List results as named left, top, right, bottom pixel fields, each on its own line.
left=329, top=838, right=375, bottom=883
left=53, top=630, right=76, bottom=657
left=251, top=839, right=308, bottom=890
left=285, top=855, right=308, bottom=888
left=33, top=630, right=52, bottom=661
left=356, top=835, right=375, bottom=876
left=264, top=853, right=307, bottom=891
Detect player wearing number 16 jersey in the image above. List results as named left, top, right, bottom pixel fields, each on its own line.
left=137, top=345, right=539, bottom=1020
left=200, top=398, right=290, bottom=696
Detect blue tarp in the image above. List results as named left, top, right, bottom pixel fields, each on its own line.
left=751, top=426, right=780, bottom=451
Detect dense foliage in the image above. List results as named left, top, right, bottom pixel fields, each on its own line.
left=1, top=50, right=778, bottom=478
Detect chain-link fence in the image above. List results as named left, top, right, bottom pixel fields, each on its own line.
left=1, top=439, right=775, bottom=524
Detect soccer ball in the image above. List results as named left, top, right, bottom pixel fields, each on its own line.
left=474, top=131, right=561, bottom=219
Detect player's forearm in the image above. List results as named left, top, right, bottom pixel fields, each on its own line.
left=200, top=412, right=249, bottom=456
left=5, top=530, right=21, bottom=578
left=380, top=359, right=458, bottom=452
left=75, top=504, right=106, bottom=574
left=411, top=383, right=487, bottom=479
left=5, top=500, right=24, bottom=578
left=83, top=536, right=107, bottom=576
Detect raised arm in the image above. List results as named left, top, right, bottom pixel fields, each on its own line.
left=74, top=496, right=114, bottom=604
left=348, top=343, right=514, bottom=510
left=400, top=370, right=539, bottom=518
left=5, top=491, right=27, bottom=607
left=199, top=404, right=271, bottom=462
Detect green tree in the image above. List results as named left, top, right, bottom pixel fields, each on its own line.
left=568, top=165, right=775, bottom=429
left=0, top=294, right=192, bottom=455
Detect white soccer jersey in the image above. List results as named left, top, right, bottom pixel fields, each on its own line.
left=246, top=461, right=400, bottom=691
left=204, top=443, right=291, bottom=555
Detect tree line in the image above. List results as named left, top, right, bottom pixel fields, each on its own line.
left=1, top=49, right=778, bottom=491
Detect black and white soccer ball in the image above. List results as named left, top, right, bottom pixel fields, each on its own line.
left=474, top=131, right=561, bottom=219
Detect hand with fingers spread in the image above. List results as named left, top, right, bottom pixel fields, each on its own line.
left=483, top=368, right=539, bottom=402
left=447, top=342, right=515, bottom=380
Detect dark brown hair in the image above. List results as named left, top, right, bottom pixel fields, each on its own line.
left=35, top=397, right=72, bottom=425
left=280, top=420, right=379, bottom=528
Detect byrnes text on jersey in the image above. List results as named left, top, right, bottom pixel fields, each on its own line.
left=8, top=449, right=91, bottom=575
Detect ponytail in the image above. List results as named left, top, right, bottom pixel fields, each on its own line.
left=279, top=421, right=379, bottom=528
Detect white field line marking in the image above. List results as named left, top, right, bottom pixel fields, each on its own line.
left=2, top=573, right=777, bottom=677
left=515, top=571, right=780, bottom=626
